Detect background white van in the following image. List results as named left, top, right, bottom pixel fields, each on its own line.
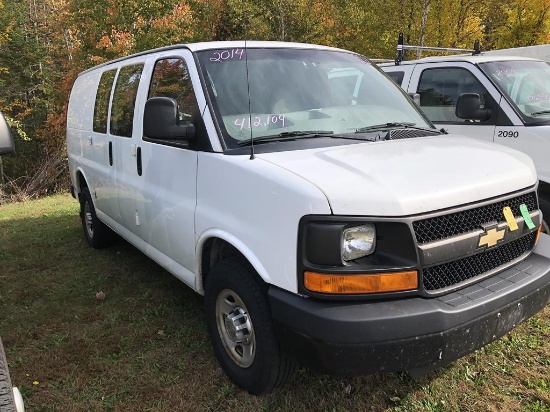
left=382, top=54, right=550, bottom=232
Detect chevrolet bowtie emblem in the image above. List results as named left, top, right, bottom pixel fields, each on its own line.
left=478, top=227, right=505, bottom=248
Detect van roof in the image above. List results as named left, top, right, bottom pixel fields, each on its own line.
left=78, top=41, right=348, bottom=76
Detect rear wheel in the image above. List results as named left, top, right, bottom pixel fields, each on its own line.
left=80, top=187, right=113, bottom=248
left=0, top=338, right=16, bottom=412
left=204, top=259, right=296, bottom=395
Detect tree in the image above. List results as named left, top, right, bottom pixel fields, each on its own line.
left=490, top=0, right=550, bottom=48
left=2, top=0, right=550, bottom=199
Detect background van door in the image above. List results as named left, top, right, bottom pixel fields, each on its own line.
left=408, top=63, right=506, bottom=142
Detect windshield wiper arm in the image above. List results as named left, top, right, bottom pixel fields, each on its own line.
left=355, top=122, right=440, bottom=134
left=355, top=122, right=415, bottom=133
left=238, top=130, right=334, bottom=146
left=530, top=110, right=550, bottom=116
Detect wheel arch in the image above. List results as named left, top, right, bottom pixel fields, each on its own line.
left=538, top=179, right=550, bottom=199
left=538, top=180, right=550, bottom=212
left=538, top=180, right=550, bottom=232
left=196, top=230, right=271, bottom=295
left=74, top=167, right=89, bottom=200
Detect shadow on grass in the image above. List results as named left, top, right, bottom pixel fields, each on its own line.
left=3, top=209, right=544, bottom=411
left=0, top=211, right=435, bottom=410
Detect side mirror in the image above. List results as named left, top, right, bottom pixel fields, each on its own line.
left=0, top=112, right=15, bottom=155
left=456, top=93, right=491, bottom=121
left=143, top=97, right=196, bottom=140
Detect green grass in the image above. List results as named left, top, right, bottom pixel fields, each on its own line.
left=1, top=194, right=549, bottom=411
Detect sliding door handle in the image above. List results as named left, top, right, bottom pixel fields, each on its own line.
left=136, top=146, right=142, bottom=176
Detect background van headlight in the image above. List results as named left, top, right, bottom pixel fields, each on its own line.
left=342, top=224, right=376, bottom=261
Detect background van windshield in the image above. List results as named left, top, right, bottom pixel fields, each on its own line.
left=480, top=60, right=550, bottom=123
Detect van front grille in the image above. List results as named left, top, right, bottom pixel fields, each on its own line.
left=413, top=192, right=537, bottom=244
left=422, top=232, right=536, bottom=291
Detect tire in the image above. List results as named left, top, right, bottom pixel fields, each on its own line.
left=204, top=259, right=296, bottom=395
left=0, top=338, right=17, bottom=412
left=80, top=187, right=113, bottom=248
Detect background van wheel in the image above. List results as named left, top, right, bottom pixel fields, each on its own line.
left=80, top=187, right=113, bottom=248
left=204, top=259, right=296, bottom=395
left=0, top=338, right=18, bottom=412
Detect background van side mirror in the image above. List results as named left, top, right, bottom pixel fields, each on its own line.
left=0, top=112, right=15, bottom=155
left=143, top=97, right=196, bottom=140
left=456, top=93, right=492, bottom=121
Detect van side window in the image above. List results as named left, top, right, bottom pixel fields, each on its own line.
left=110, top=64, right=144, bottom=137
left=417, top=68, right=493, bottom=123
left=149, top=58, right=196, bottom=125
left=93, top=70, right=116, bottom=133
left=387, top=71, right=404, bottom=86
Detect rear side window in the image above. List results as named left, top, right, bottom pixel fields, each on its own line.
left=93, top=70, right=116, bottom=133
left=110, top=64, right=144, bottom=137
left=387, top=71, right=404, bottom=86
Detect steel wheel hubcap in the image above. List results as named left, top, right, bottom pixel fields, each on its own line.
left=84, top=202, right=94, bottom=238
left=216, top=289, right=255, bottom=368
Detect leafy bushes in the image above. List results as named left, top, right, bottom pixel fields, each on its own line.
left=0, top=146, right=69, bottom=204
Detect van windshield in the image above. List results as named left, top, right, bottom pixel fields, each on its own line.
left=479, top=60, right=550, bottom=124
left=197, top=47, right=432, bottom=149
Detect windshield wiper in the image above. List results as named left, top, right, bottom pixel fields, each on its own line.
left=355, top=122, right=439, bottom=134
left=530, top=110, right=550, bottom=117
left=238, top=130, right=334, bottom=146
left=355, top=122, right=415, bottom=133
left=355, top=122, right=448, bottom=141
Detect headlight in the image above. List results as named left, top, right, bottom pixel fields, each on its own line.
left=342, top=224, right=376, bottom=261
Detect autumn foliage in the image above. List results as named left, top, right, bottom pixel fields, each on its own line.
left=0, top=0, right=549, bottom=196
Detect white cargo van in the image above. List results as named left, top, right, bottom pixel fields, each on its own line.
left=66, top=41, right=550, bottom=394
left=381, top=49, right=550, bottom=231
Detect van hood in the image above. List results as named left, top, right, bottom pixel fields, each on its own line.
left=256, top=135, right=537, bottom=216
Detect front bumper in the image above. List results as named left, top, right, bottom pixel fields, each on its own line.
left=269, top=234, right=550, bottom=374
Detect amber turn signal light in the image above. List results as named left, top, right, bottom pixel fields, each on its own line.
left=535, top=224, right=543, bottom=245
left=304, top=271, right=418, bottom=294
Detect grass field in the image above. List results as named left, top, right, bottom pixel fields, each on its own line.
left=0, top=194, right=549, bottom=412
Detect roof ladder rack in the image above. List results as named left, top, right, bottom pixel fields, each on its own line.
left=395, top=32, right=481, bottom=65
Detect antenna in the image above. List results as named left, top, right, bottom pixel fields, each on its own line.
left=244, top=38, right=255, bottom=160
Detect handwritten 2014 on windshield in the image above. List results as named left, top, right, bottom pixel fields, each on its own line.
left=210, top=49, right=245, bottom=62
left=234, top=115, right=286, bottom=130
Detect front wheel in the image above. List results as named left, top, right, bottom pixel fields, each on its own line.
left=204, top=259, right=296, bottom=395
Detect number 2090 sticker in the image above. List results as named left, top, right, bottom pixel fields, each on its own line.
left=497, top=130, right=519, bottom=138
